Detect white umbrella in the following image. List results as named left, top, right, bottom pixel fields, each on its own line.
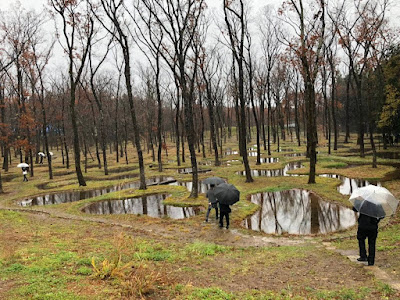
left=49, top=152, right=54, bottom=156
left=349, top=185, right=399, bottom=218
left=38, top=152, right=45, bottom=157
left=17, top=163, right=29, bottom=168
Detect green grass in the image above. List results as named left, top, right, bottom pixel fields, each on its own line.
left=184, top=241, right=230, bottom=257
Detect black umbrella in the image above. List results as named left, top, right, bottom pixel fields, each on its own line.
left=214, top=183, right=240, bottom=205
left=202, top=176, right=225, bottom=186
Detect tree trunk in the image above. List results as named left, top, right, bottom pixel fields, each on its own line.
left=122, top=42, right=146, bottom=189
left=294, top=79, right=301, bottom=147
left=344, top=69, right=351, bottom=143
left=70, top=82, right=86, bottom=186
left=305, top=81, right=317, bottom=184
left=175, top=96, right=181, bottom=166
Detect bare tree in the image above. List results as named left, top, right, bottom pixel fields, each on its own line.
left=259, top=6, right=282, bottom=154
left=138, top=0, right=207, bottom=197
left=50, top=0, right=95, bottom=186
left=199, top=45, right=223, bottom=167
left=223, top=0, right=253, bottom=183
left=93, top=0, right=147, bottom=189
left=279, top=0, right=326, bottom=184
left=132, top=5, right=165, bottom=172
left=87, top=37, right=114, bottom=175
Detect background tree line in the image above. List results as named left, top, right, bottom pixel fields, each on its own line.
left=0, top=0, right=398, bottom=195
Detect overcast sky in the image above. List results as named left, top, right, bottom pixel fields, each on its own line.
left=1, top=0, right=399, bottom=84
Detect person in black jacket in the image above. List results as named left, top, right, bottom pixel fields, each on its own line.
left=205, top=184, right=218, bottom=222
left=219, top=203, right=231, bottom=229
left=353, top=207, right=381, bottom=266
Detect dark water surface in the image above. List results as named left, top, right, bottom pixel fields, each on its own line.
left=20, top=176, right=176, bottom=206
left=243, top=189, right=357, bottom=235
left=82, top=193, right=202, bottom=219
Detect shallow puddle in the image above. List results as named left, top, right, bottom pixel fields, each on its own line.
left=243, top=189, right=357, bottom=235
left=319, top=174, right=381, bottom=195
left=258, top=157, right=279, bottom=163
left=20, top=176, right=176, bottom=206
left=237, top=162, right=303, bottom=177
left=171, top=180, right=210, bottom=194
left=82, top=194, right=202, bottom=219
left=224, top=149, right=239, bottom=155
left=177, top=168, right=211, bottom=174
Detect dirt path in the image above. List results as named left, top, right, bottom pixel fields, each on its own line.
left=322, top=242, right=400, bottom=292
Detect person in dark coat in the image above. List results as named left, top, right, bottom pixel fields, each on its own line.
left=353, top=207, right=381, bottom=266
left=219, top=203, right=231, bottom=229
left=205, top=184, right=218, bottom=222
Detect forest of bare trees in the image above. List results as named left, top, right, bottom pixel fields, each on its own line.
left=0, top=0, right=399, bottom=195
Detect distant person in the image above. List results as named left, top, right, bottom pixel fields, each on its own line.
left=219, top=202, right=231, bottom=229
left=22, top=167, right=28, bottom=182
left=39, top=155, right=44, bottom=164
left=353, top=208, right=381, bottom=266
left=205, top=184, right=218, bottom=222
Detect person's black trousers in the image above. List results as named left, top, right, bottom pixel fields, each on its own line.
left=219, top=212, right=229, bottom=228
left=357, top=227, right=378, bottom=265
left=205, top=203, right=218, bottom=221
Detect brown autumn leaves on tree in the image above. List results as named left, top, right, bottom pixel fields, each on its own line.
left=0, top=0, right=397, bottom=194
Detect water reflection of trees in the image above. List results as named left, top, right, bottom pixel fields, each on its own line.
left=21, top=176, right=176, bottom=206
left=238, top=162, right=303, bottom=177
left=244, top=189, right=357, bottom=235
left=83, top=194, right=199, bottom=219
left=319, top=174, right=381, bottom=195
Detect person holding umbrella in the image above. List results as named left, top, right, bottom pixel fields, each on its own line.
left=214, top=183, right=240, bottom=229
left=38, top=152, right=45, bottom=164
left=17, top=163, right=30, bottom=182
left=205, top=184, right=218, bottom=222
left=202, top=177, right=225, bottom=223
left=22, top=167, right=29, bottom=182
left=352, top=207, right=381, bottom=266
left=349, top=185, right=399, bottom=266
left=219, top=202, right=231, bottom=229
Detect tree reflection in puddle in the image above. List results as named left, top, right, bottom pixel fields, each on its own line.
left=20, top=176, right=176, bottom=206
left=319, top=174, right=381, bottom=195
left=243, top=189, right=357, bottom=235
left=170, top=180, right=210, bottom=194
left=259, top=157, right=279, bottom=163
left=82, top=194, right=202, bottom=219
left=237, top=162, right=303, bottom=177
left=176, top=168, right=211, bottom=174
left=224, top=149, right=239, bottom=155
left=283, top=152, right=306, bottom=157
